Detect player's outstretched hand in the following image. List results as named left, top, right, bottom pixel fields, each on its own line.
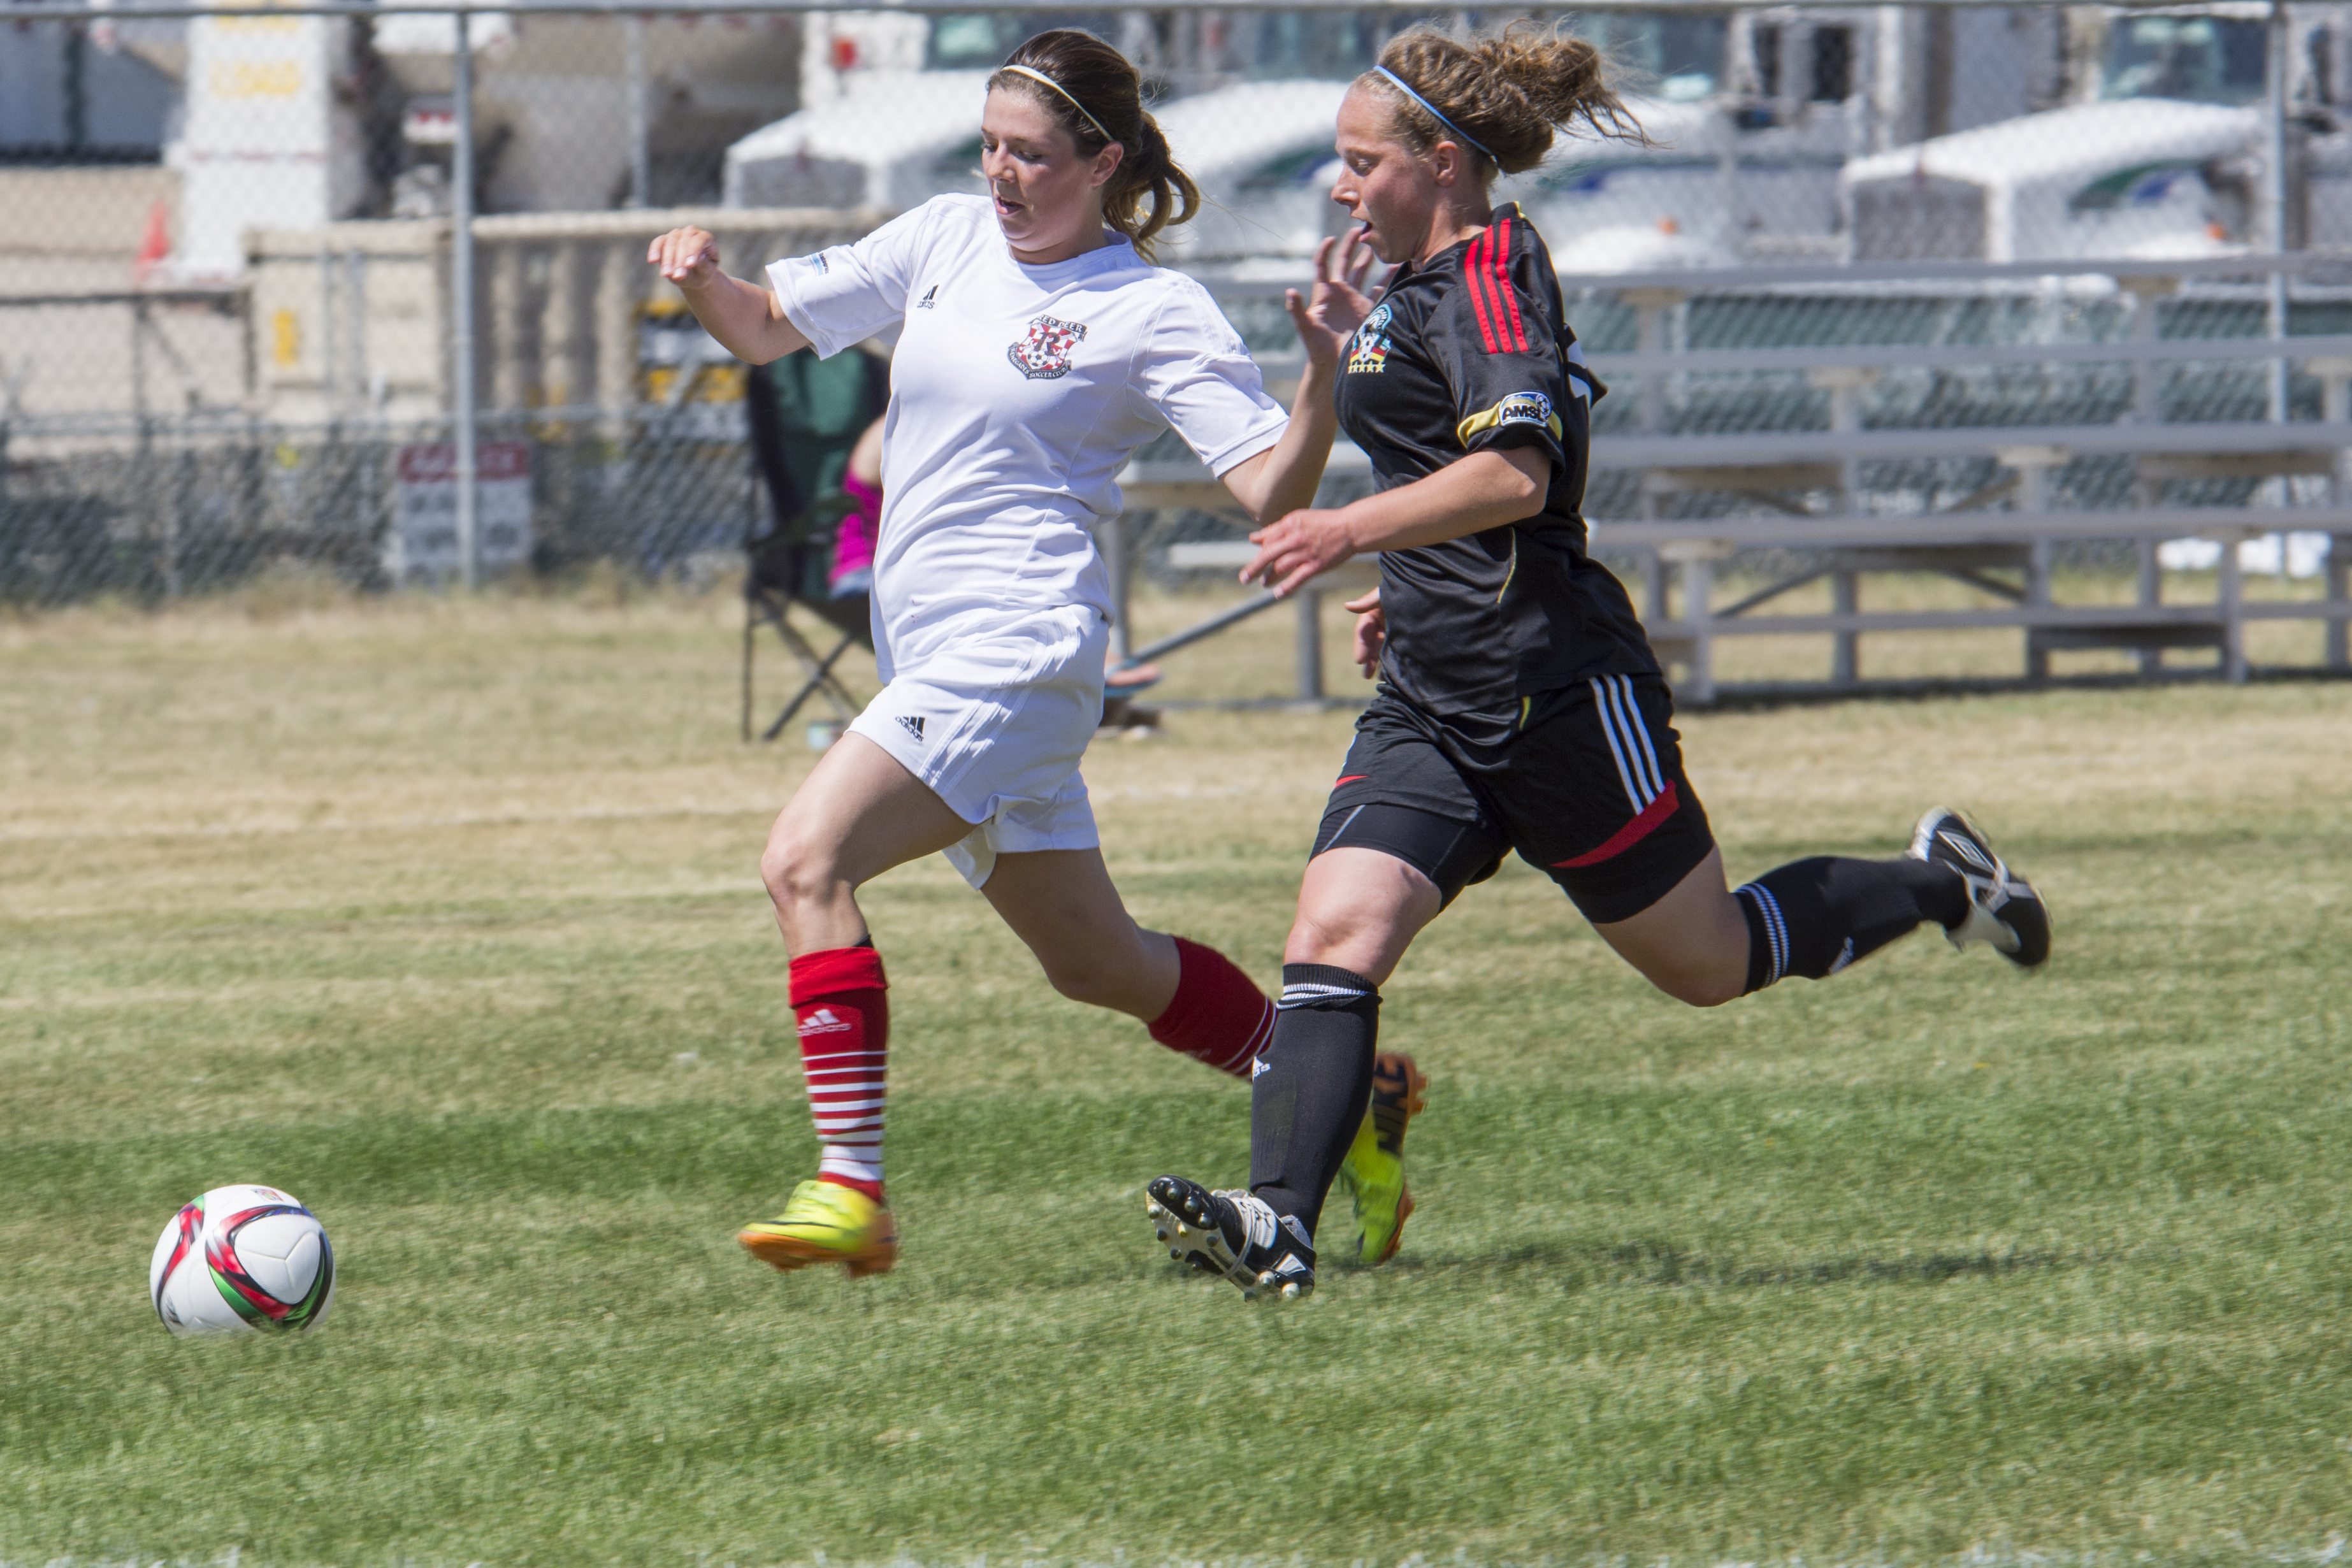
left=647, top=226, right=721, bottom=292
left=1285, top=225, right=1380, bottom=376
left=1345, top=588, right=1384, bottom=678
left=1241, top=507, right=1356, bottom=599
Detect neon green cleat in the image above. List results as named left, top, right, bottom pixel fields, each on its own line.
left=737, top=1179, right=898, bottom=1277
left=1334, top=1052, right=1426, bottom=1265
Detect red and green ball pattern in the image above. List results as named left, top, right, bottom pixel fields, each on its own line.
left=151, top=1197, right=204, bottom=1323
left=204, top=1202, right=335, bottom=1330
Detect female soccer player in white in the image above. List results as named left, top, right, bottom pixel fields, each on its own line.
left=647, top=29, right=1376, bottom=1278
left=1145, top=24, right=2052, bottom=1298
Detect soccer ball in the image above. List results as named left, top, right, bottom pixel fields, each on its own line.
left=148, top=1184, right=336, bottom=1336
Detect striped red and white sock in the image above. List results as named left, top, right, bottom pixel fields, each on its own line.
left=789, top=944, right=888, bottom=1202
left=1147, top=936, right=1276, bottom=1079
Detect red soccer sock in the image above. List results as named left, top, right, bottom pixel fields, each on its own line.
left=1148, top=937, right=1275, bottom=1079
left=790, top=945, right=889, bottom=1202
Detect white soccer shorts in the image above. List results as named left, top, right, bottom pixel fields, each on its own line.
left=846, top=605, right=1107, bottom=889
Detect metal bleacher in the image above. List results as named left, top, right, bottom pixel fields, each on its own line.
left=1115, top=252, right=2352, bottom=705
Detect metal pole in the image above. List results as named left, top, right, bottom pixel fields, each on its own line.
left=624, top=12, right=652, bottom=208
left=319, top=245, right=339, bottom=419
left=452, top=5, right=480, bottom=588
left=2265, top=0, right=2291, bottom=424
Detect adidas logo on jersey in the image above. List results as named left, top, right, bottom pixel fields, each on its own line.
left=897, top=715, right=925, bottom=742
left=797, top=1007, right=853, bottom=1037
left=917, top=285, right=938, bottom=310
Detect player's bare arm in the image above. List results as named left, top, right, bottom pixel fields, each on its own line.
left=1241, top=445, right=1549, bottom=599
left=1217, top=228, right=1379, bottom=523
left=646, top=224, right=812, bottom=365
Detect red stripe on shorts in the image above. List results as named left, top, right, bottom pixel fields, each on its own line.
left=1552, top=781, right=1680, bottom=868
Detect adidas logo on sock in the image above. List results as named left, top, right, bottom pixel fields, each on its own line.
left=897, top=715, right=925, bottom=742
left=1828, top=937, right=1856, bottom=975
left=797, top=1007, right=853, bottom=1036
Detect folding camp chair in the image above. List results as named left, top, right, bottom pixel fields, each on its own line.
left=741, top=348, right=890, bottom=744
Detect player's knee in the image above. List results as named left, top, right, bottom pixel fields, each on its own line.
left=1645, top=959, right=1743, bottom=1009
left=1035, top=946, right=1132, bottom=1011
left=1283, top=907, right=1351, bottom=967
left=759, top=828, right=846, bottom=917
left=1283, top=905, right=1392, bottom=982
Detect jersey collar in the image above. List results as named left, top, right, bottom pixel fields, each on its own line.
left=1410, top=201, right=1524, bottom=277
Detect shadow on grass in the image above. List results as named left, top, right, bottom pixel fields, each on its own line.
left=1371, top=1236, right=2089, bottom=1293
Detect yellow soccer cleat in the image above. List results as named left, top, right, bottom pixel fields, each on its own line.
left=1334, top=1051, right=1426, bottom=1266
left=737, top=1179, right=898, bottom=1277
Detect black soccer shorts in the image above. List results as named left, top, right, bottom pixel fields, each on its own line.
left=1310, top=675, right=1717, bottom=924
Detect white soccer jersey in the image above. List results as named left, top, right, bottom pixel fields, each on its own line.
left=768, top=194, right=1287, bottom=681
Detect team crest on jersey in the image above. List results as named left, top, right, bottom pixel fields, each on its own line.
left=1007, top=313, right=1088, bottom=380
left=1346, top=303, right=1394, bottom=374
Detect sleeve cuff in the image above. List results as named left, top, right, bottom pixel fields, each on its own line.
left=765, top=259, right=842, bottom=359
left=1203, top=414, right=1289, bottom=478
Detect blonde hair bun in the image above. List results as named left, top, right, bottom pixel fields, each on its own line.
left=1372, top=21, right=1645, bottom=178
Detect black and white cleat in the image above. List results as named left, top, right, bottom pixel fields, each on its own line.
left=1910, top=807, right=2051, bottom=968
left=1145, top=1176, right=1316, bottom=1300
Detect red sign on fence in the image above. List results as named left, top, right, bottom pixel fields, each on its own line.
left=388, top=441, right=533, bottom=582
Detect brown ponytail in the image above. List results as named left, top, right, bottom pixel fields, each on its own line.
left=989, top=29, right=1201, bottom=263
left=1369, top=21, right=1647, bottom=181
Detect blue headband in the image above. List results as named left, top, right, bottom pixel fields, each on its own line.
left=1374, top=66, right=1498, bottom=168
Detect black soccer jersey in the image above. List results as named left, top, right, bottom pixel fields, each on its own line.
left=1334, top=204, right=1657, bottom=714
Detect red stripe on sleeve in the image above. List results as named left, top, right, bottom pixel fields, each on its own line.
left=1552, top=781, right=1680, bottom=868
left=1493, top=215, right=1529, bottom=351
left=1461, top=230, right=1500, bottom=354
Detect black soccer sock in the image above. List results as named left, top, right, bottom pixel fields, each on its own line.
left=1735, top=857, right=1968, bottom=993
left=1248, top=964, right=1380, bottom=1249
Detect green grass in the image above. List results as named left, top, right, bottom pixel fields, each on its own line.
left=3, top=589, right=2351, bottom=1565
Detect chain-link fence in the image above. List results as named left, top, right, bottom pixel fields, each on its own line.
left=3, top=0, right=2349, bottom=688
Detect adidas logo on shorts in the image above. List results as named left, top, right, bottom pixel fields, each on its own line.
left=897, top=715, right=925, bottom=742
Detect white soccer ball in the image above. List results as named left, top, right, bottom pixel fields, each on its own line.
left=148, top=1184, right=336, bottom=1336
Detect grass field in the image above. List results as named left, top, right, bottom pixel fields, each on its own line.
left=4, top=584, right=2350, bottom=1566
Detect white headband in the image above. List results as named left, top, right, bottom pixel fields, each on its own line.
left=1000, top=63, right=1115, bottom=145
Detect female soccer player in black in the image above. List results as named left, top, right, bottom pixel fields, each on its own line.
left=1144, top=23, right=2052, bottom=1298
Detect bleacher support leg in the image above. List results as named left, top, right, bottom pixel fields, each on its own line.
left=2136, top=538, right=2163, bottom=675
left=2219, top=533, right=2247, bottom=683
left=1678, top=547, right=1717, bottom=707
left=1104, top=514, right=1133, bottom=665
left=1831, top=571, right=1858, bottom=686
left=2025, top=540, right=2053, bottom=683
left=2330, top=536, right=2350, bottom=670
left=1295, top=588, right=1324, bottom=703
